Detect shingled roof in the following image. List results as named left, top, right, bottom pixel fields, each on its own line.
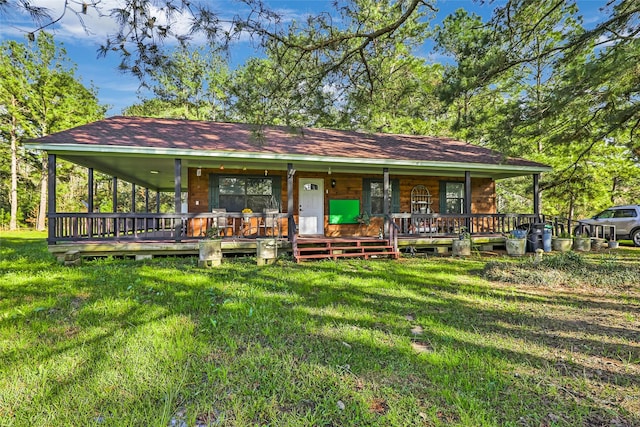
left=32, top=116, right=544, bottom=168
left=27, top=116, right=551, bottom=190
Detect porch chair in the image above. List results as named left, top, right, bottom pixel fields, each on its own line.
left=211, top=208, right=234, bottom=237
left=260, top=209, right=281, bottom=237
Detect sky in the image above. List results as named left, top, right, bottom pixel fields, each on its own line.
left=1, top=0, right=606, bottom=117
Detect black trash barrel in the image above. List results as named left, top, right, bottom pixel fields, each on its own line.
left=527, top=223, right=545, bottom=252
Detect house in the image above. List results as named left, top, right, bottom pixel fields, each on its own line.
left=26, top=116, right=555, bottom=260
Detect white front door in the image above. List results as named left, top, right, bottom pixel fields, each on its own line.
left=298, top=178, right=324, bottom=235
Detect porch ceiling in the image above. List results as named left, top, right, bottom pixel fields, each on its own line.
left=55, top=148, right=548, bottom=192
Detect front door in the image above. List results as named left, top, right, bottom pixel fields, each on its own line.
left=298, top=178, right=324, bottom=235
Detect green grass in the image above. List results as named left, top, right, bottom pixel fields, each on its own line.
left=1, top=231, right=639, bottom=426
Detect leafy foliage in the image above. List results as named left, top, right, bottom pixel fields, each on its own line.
left=433, top=1, right=640, bottom=217
left=124, top=46, right=230, bottom=121
left=4, top=0, right=640, bottom=221
left=0, top=33, right=105, bottom=229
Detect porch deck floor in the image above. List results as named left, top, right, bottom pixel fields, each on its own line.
left=47, top=234, right=508, bottom=261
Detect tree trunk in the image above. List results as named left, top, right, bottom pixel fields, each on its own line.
left=9, top=117, right=18, bottom=231
left=37, top=152, right=47, bottom=231
left=568, top=197, right=575, bottom=223
left=610, top=177, right=619, bottom=205
left=35, top=118, right=49, bottom=231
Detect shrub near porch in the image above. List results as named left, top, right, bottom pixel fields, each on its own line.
left=1, top=231, right=638, bottom=426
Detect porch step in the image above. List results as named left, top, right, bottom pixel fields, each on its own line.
left=294, top=238, right=399, bottom=262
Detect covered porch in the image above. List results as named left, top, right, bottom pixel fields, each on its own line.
left=45, top=208, right=573, bottom=262
left=47, top=211, right=572, bottom=244
left=29, top=117, right=560, bottom=261
left=44, top=156, right=564, bottom=241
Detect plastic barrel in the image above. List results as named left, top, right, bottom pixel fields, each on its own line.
left=527, top=223, right=545, bottom=252
left=542, top=228, right=552, bottom=252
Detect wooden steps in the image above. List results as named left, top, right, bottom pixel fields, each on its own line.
left=294, top=238, right=399, bottom=262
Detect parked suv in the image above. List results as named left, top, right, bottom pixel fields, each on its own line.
left=576, top=205, right=640, bottom=246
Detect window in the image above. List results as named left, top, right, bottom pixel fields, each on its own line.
left=595, top=209, right=615, bottom=219
left=439, top=181, right=465, bottom=214
left=210, top=175, right=281, bottom=211
left=615, top=209, right=637, bottom=218
left=363, top=179, right=399, bottom=215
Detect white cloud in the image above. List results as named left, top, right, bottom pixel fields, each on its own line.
left=1, top=1, right=339, bottom=51
left=2, top=0, right=226, bottom=46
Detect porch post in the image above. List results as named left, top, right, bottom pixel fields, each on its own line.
left=383, top=167, right=390, bottom=237
left=131, top=183, right=137, bottom=239
left=87, top=168, right=94, bottom=212
left=464, top=171, right=472, bottom=233
left=156, top=190, right=161, bottom=232
left=144, top=187, right=150, bottom=236
left=112, top=177, right=118, bottom=213
left=112, top=176, right=119, bottom=237
left=175, top=159, right=182, bottom=242
left=131, top=183, right=136, bottom=213
left=88, top=168, right=94, bottom=238
left=287, top=163, right=295, bottom=241
left=533, top=173, right=540, bottom=219
left=47, top=154, right=56, bottom=244
left=174, top=159, right=182, bottom=213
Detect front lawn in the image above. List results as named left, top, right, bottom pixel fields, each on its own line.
left=1, top=231, right=638, bottom=426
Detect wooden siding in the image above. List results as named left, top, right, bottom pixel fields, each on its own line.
left=187, top=168, right=497, bottom=237
left=187, top=167, right=289, bottom=213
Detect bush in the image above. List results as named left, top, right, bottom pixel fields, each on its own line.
left=539, top=251, right=585, bottom=269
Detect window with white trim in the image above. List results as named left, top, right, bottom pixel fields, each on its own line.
left=439, top=181, right=465, bottom=214
left=362, top=178, right=400, bottom=215
left=210, top=175, right=281, bottom=211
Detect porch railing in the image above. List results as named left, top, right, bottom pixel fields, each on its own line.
left=48, top=212, right=572, bottom=245
left=391, top=213, right=571, bottom=238
left=48, top=212, right=287, bottom=244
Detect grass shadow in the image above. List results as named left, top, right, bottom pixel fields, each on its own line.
left=1, top=232, right=638, bottom=426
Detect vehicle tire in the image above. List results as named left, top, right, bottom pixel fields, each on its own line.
left=632, top=229, right=640, bottom=247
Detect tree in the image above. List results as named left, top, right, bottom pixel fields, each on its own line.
left=0, top=32, right=105, bottom=230
left=228, top=56, right=338, bottom=128
left=484, top=0, right=640, bottom=159
left=336, top=57, right=445, bottom=134
left=7, top=0, right=639, bottom=220
left=124, top=46, right=231, bottom=120
left=490, top=0, right=640, bottom=216
left=225, top=0, right=438, bottom=132
left=433, top=1, right=640, bottom=217
left=2, top=0, right=437, bottom=89
left=433, top=9, right=509, bottom=142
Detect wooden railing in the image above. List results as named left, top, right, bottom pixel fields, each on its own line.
left=48, top=212, right=572, bottom=244
left=48, top=212, right=287, bottom=243
left=391, top=213, right=571, bottom=237
left=574, top=222, right=616, bottom=240
left=386, top=214, right=400, bottom=253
